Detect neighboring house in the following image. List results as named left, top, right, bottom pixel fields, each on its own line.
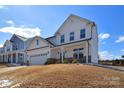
left=0, top=34, right=29, bottom=64
left=0, top=14, right=98, bottom=65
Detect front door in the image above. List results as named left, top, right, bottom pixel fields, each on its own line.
left=13, top=54, right=16, bottom=63
left=8, top=54, right=11, bottom=63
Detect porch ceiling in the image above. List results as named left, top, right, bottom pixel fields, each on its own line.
left=0, top=50, right=25, bottom=55
left=51, top=41, right=86, bottom=50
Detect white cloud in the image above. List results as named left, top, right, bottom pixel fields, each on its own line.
left=6, top=20, right=14, bottom=25
left=0, top=6, right=5, bottom=9
left=98, top=33, right=110, bottom=40
left=114, top=56, right=121, bottom=59
left=0, top=44, right=3, bottom=48
left=0, top=6, right=8, bottom=9
left=99, top=51, right=114, bottom=60
left=121, top=49, right=124, bottom=52
left=0, top=20, right=41, bottom=38
left=0, top=26, right=41, bottom=38
left=115, top=35, right=124, bottom=43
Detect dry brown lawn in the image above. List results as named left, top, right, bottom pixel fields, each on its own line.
left=0, top=64, right=124, bottom=88
left=0, top=64, right=8, bottom=68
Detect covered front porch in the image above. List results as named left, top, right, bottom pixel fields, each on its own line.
left=0, top=51, right=25, bottom=65
left=51, top=41, right=91, bottom=63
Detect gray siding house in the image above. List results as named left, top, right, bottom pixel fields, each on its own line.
left=0, top=34, right=30, bottom=64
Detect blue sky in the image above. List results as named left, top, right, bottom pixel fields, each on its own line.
left=0, top=5, right=124, bottom=60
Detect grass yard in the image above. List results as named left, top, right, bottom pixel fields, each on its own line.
left=0, top=64, right=8, bottom=68
left=0, top=64, right=124, bottom=88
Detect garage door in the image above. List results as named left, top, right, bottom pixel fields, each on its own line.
left=30, top=53, right=47, bottom=65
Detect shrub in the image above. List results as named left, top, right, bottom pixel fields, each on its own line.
left=112, top=59, right=120, bottom=66
left=72, top=59, right=78, bottom=64
left=63, top=59, right=68, bottom=64
left=45, top=58, right=57, bottom=65
left=56, top=59, right=61, bottom=64
left=99, top=61, right=113, bottom=65
left=66, top=58, right=73, bottom=63
left=120, top=60, right=124, bottom=66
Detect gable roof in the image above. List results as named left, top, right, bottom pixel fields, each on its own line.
left=25, top=37, right=34, bottom=43
left=3, top=40, right=12, bottom=47
left=54, top=14, right=93, bottom=35
left=45, top=39, right=55, bottom=47
left=10, top=34, right=28, bottom=42
left=45, top=36, right=56, bottom=46
left=45, top=36, right=55, bottom=39
left=26, top=36, right=54, bottom=50
left=16, top=34, right=28, bottom=41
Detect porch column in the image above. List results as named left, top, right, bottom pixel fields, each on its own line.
left=24, top=53, right=26, bottom=63
left=11, top=53, right=13, bottom=63
left=24, top=52, right=28, bottom=64
left=0, top=55, right=1, bottom=62
left=16, top=53, right=18, bottom=63
left=7, top=54, right=8, bottom=63
left=48, top=48, right=51, bottom=58
left=48, top=45, right=51, bottom=58
left=61, top=47, right=64, bottom=63
left=2, top=54, right=4, bottom=63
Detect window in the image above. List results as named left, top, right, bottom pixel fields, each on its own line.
left=70, top=32, right=74, bottom=41
left=79, top=48, right=83, bottom=53
left=80, top=29, right=85, bottom=39
left=79, top=48, right=84, bottom=59
left=73, top=48, right=84, bottom=59
left=61, top=35, right=65, bottom=43
left=6, top=46, right=10, bottom=51
left=73, top=49, right=78, bottom=59
left=73, top=53, right=78, bottom=59
left=79, top=53, right=83, bottom=59
left=36, top=40, right=39, bottom=45
left=73, top=49, right=78, bottom=53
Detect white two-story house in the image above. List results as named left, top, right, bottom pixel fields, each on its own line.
left=26, top=14, right=98, bottom=65
left=0, top=14, right=98, bottom=65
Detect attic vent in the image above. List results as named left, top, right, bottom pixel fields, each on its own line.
left=70, top=19, right=73, bottom=23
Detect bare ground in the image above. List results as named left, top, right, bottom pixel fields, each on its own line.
left=0, top=64, right=8, bottom=68
left=0, top=64, right=124, bottom=88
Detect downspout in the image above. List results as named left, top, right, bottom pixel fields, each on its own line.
left=86, top=40, right=89, bottom=63
left=86, top=22, right=94, bottom=63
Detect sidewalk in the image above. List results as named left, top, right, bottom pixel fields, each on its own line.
left=0, top=66, right=26, bottom=74
left=86, top=63, right=124, bottom=72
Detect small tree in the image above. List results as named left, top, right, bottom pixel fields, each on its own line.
left=121, top=55, right=124, bottom=65
left=122, top=55, right=124, bottom=59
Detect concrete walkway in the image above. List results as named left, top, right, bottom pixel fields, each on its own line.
left=0, top=66, right=26, bottom=74
left=87, top=63, right=124, bottom=72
